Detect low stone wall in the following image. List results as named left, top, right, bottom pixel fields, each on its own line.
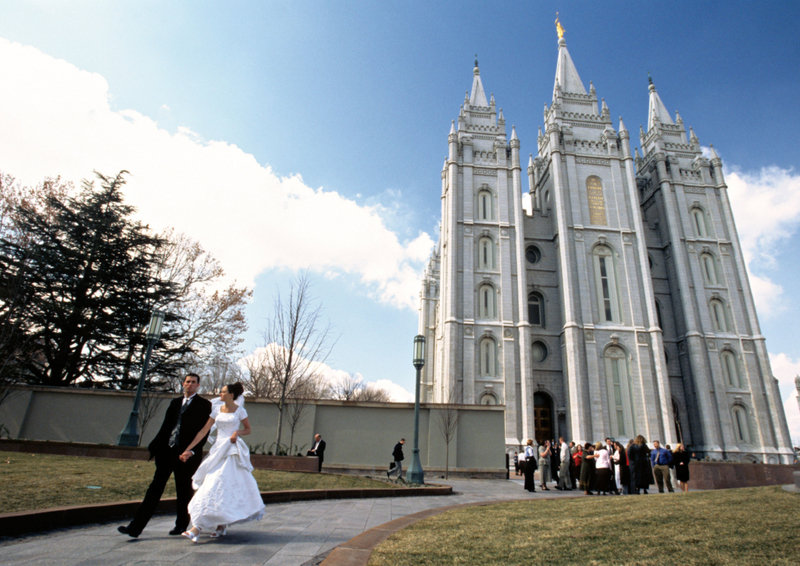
left=0, top=439, right=321, bottom=473
left=689, top=461, right=800, bottom=489
left=0, top=385, right=508, bottom=475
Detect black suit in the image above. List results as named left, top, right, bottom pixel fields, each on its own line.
left=127, top=394, right=212, bottom=535
left=306, top=439, right=326, bottom=471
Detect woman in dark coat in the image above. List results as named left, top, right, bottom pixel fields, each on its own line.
left=522, top=439, right=537, bottom=492
left=627, top=435, right=652, bottom=494
left=673, top=443, right=690, bottom=492
left=579, top=442, right=595, bottom=495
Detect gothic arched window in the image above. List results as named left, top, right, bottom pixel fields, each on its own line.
left=732, top=404, right=751, bottom=444
left=479, top=337, right=497, bottom=377
left=710, top=298, right=728, bottom=333
left=479, top=236, right=494, bottom=270
left=604, top=346, right=633, bottom=438
left=528, top=292, right=545, bottom=327
left=593, top=245, right=621, bottom=323
left=721, top=350, right=742, bottom=388
left=478, top=284, right=497, bottom=319
left=691, top=207, right=710, bottom=238
left=701, top=253, right=719, bottom=285
left=478, top=188, right=494, bottom=221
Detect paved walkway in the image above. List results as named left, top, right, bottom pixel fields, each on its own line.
left=0, top=477, right=582, bottom=566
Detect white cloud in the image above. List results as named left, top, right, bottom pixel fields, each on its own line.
left=721, top=157, right=800, bottom=317
left=769, top=352, right=800, bottom=447
left=0, top=38, right=432, bottom=310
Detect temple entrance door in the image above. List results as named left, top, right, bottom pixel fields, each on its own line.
left=533, top=392, right=553, bottom=445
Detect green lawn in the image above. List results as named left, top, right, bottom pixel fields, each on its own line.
left=0, top=451, right=396, bottom=513
left=368, top=486, right=800, bottom=566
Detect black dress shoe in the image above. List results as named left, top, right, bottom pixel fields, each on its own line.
left=169, top=527, right=186, bottom=536
left=118, top=525, right=139, bottom=538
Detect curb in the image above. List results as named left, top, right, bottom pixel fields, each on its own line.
left=320, top=495, right=569, bottom=566
left=0, top=485, right=452, bottom=537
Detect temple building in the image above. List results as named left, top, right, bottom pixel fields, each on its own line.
left=417, top=26, right=794, bottom=463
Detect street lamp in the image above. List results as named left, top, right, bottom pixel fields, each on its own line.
left=407, top=334, right=426, bottom=484
left=118, top=310, right=166, bottom=447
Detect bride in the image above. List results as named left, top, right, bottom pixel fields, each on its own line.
left=178, top=382, right=265, bottom=542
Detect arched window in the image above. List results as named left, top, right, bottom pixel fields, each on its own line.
left=672, top=399, right=684, bottom=445
left=478, top=284, right=496, bottom=319
left=655, top=300, right=663, bottom=330
left=605, top=346, right=633, bottom=438
left=721, top=350, right=742, bottom=388
left=528, top=292, right=545, bottom=327
left=732, top=405, right=751, bottom=444
left=479, top=337, right=497, bottom=376
left=479, top=236, right=494, bottom=270
left=531, top=340, right=548, bottom=363
left=710, top=298, right=728, bottom=332
left=691, top=207, right=709, bottom=238
left=593, top=245, right=621, bottom=323
left=700, top=253, right=718, bottom=285
left=478, top=189, right=494, bottom=221
left=479, top=392, right=498, bottom=405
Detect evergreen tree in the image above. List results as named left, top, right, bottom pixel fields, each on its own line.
left=0, top=171, right=180, bottom=387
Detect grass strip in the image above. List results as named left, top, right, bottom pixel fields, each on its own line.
left=368, top=486, right=800, bottom=566
left=0, top=451, right=396, bottom=513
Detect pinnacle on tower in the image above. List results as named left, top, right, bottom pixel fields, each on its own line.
left=470, top=62, right=489, bottom=107
left=511, top=125, right=518, bottom=141
left=647, top=77, right=674, bottom=130
left=553, top=31, right=587, bottom=95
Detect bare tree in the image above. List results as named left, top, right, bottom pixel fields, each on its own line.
left=242, top=348, right=279, bottom=399
left=260, top=272, right=335, bottom=451
left=330, top=374, right=391, bottom=402
left=285, top=376, right=328, bottom=455
left=437, top=384, right=463, bottom=479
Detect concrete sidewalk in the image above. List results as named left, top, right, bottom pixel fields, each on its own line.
left=0, top=477, right=581, bottom=566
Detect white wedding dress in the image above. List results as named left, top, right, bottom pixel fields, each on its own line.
left=188, top=404, right=265, bottom=531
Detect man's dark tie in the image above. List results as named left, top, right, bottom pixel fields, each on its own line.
left=168, top=398, right=190, bottom=448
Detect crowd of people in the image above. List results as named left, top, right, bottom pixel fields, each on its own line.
left=513, top=435, right=691, bottom=495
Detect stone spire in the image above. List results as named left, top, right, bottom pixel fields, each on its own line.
left=554, top=34, right=587, bottom=96
left=470, top=59, right=489, bottom=107
left=647, top=76, right=674, bottom=130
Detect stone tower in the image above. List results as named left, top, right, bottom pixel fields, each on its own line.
left=637, top=79, right=794, bottom=462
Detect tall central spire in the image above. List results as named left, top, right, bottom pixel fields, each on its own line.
left=553, top=26, right=586, bottom=95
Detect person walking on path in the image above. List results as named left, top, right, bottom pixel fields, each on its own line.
left=650, top=440, right=674, bottom=493
left=118, top=373, right=212, bottom=538
left=179, top=382, right=265, bottom=542
left=387, top=439, right=405, bottom=480
left=522, top=439, right=537, bottom=492
left=538, top=440, right=552, bottom=490
left=672, top=443, right=691, bottom=493
left=557, top=436, right=572, bottom=490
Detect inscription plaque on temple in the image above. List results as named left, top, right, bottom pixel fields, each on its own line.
left=587, top=175, right=607, bottom=225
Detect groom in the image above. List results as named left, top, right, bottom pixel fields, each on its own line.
left=118, top=373, right=212, bottom=538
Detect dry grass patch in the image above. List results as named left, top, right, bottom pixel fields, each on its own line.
left=369, top=486, right=800, bottom=566
left=0, top=451, right=396, bottom=513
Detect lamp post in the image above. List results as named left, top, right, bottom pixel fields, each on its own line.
left=118, top=310, right=166, bottom=447
left=407, top=334, right=426, bottom=484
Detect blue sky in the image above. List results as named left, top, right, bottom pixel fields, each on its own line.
left=1, top=2, right=799, bottom=443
